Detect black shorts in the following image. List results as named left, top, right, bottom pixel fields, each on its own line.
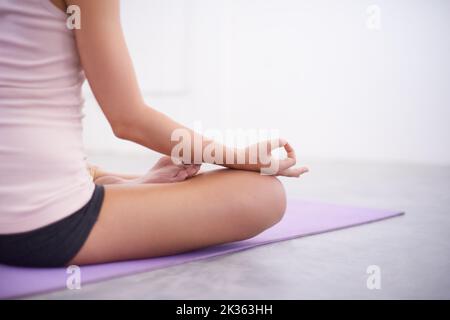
left=0, top=184, right=105, bottom=268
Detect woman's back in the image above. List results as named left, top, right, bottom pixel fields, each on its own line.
left=0, top=0, right=94, bottom=234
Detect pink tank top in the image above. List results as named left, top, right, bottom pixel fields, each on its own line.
left=0, top=0, right=95, bottom=234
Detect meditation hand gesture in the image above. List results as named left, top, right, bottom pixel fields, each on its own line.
left=226, top=139, right=309, bottom=178
left=91, top=156, right=201, bottom=185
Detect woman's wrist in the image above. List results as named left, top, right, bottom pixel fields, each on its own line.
left=216, top=147, right=260, bottom=172
left=201, top=143, right=239, bottom=168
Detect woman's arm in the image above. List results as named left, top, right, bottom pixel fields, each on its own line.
left=67, top=0, right=305, bottom=177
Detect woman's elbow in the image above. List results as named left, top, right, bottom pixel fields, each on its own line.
left=110, top=119, right=132, bottom=140
left=108, top=104, right=146, bottom=140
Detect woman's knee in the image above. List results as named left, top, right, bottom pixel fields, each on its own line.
left=193, top=169, right=287, bottom=240
left=229, top=172, right=287, bottom=238
left=252, top=175, right=286, bottom=226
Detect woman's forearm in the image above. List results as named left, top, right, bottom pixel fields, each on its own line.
left=116, top=104, right=237, bottom=166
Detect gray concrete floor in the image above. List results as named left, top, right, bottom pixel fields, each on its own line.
left=28, top=154, right=450, bottom=299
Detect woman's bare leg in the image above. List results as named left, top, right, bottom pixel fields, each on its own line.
left=69, top=169, right=286, bottom=265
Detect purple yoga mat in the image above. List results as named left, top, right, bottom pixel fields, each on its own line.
left=0, top=199, right=403, bottom=299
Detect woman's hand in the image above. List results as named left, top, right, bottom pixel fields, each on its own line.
left=91, top=156, right=201, bottom=185
left=226, top=139, right=309, bottom=178
left=133, top=156, right=201, bottom=184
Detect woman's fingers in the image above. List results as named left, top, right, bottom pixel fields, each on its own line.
left=268, top=138, right=297, bottom=173
left=186, top=164, right=201, bottom=177
left=265, top=138, right=296, bottom=160
left=279, top=166, right=309, bottom=178
left=283, top=141, right=296, bottom=161
left=264, top=138, right=291, bottom=153
left=172, top=169, right=189, bottom=182
left=259, top=139, right=307, bottom=177
left=277, top=157, right=296, bottom=172
left=256, top=138, right=295, bottom=168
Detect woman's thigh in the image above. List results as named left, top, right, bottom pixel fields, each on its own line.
left=69, top=169, right=286, bottom=265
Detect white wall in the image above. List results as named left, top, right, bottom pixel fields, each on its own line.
left=82, top=0, right=450, bottom=165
